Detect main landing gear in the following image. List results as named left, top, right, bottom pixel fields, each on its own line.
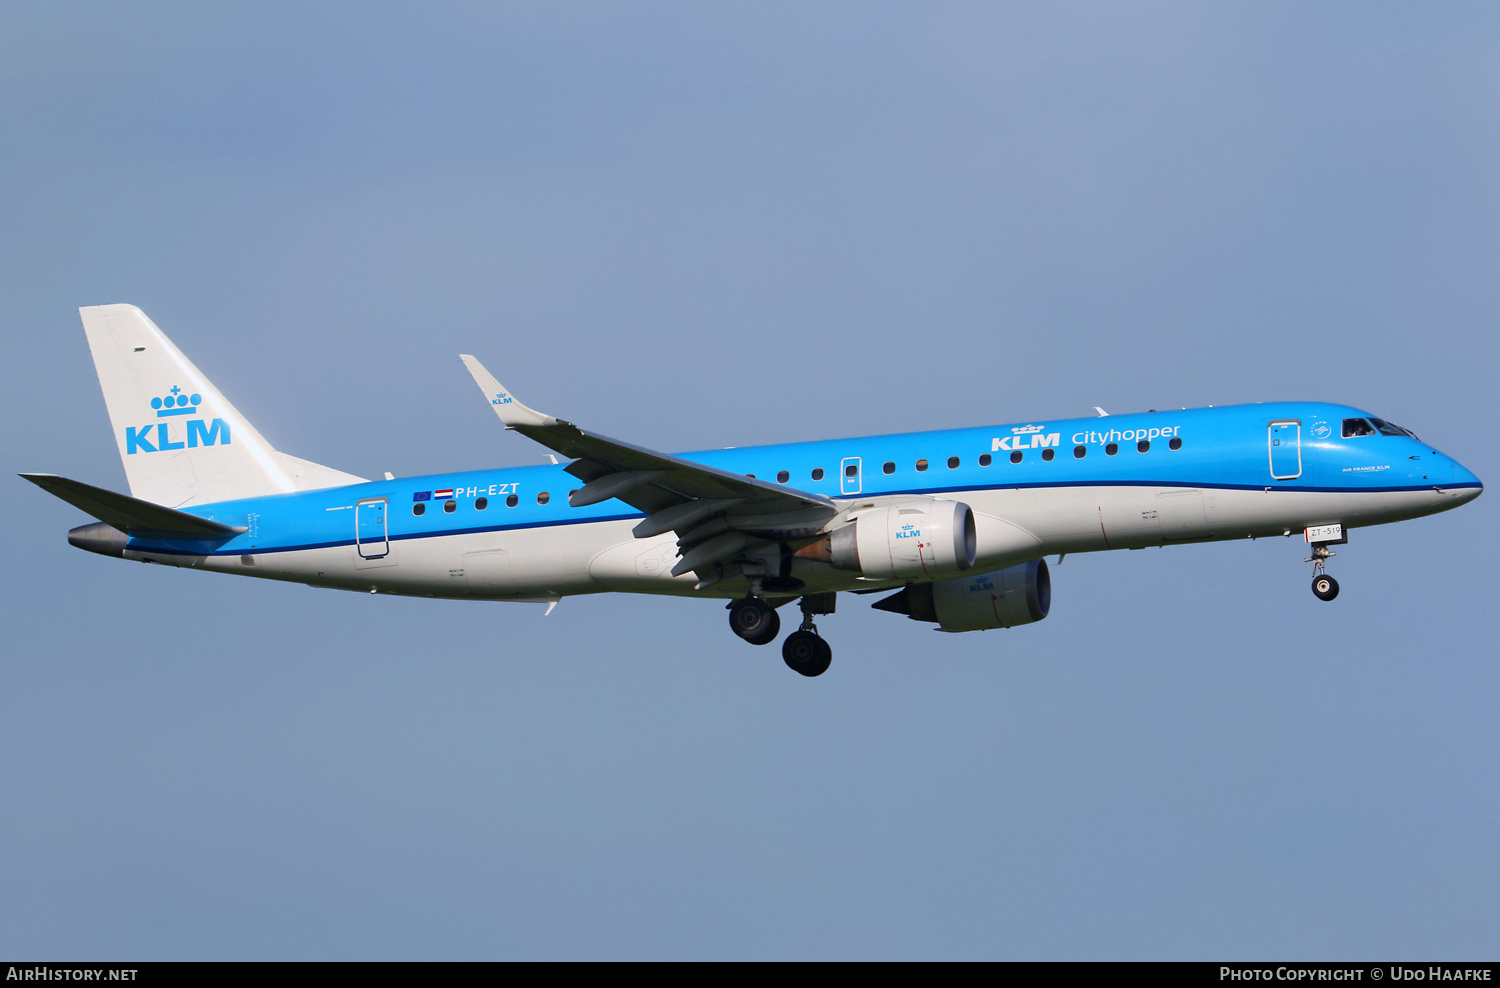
left=1306, top=543, right=1340, bottom=601
left=727, top=594, right=780, bottom=645
left=782, top=597, right=833, bottom=678
left=727, top=585, right=835, bottom=677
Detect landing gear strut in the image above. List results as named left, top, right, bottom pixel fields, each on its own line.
left=1307, top=543, right=1340, bottom=601
left=782, top=594, right=834, bottom=677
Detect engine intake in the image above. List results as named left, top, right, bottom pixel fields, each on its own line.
left=873, top=558, right=1051, bottom=632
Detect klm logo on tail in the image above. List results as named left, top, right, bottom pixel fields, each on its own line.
left=124, top=386, right=231, bottom=454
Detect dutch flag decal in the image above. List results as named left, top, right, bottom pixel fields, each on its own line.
left=434, top=488, right=454, bottom=499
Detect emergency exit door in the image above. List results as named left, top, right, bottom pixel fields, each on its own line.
left=840, top=457, right=862, bottom=495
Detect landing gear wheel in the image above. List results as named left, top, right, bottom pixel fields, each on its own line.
left=729, top=597, right=780, bottom=645
left=782, top=630, right=832, bottom=677
left=1312, top=574, right=1340, bottom=601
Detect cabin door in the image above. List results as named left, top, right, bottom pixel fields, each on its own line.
left=356, top=498, right=389, bottom=558
left=1268, top=421, right=1302, bottom=481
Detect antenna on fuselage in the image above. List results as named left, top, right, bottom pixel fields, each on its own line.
left=1093, top=407, right=1109, bottom=417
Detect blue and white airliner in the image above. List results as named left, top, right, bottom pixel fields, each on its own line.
left=24, top=305, right=1484, bottom=676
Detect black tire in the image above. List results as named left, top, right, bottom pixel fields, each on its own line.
left=746, top=608, right=781, bottom=645
left=805, top=636, right=832, bottom=677
left=729, top=598, right=780, bottom=645
left=783, top=631, right=832, bottom=677
left=783, top=630, right=820, bottom=670
left=1312, top=574, right=1340, bottom=601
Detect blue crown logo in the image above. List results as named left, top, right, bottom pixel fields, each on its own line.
left=152, top=385, right=202, bottom=417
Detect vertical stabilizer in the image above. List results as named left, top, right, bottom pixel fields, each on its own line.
left=80, top=304, right=366, bottom=507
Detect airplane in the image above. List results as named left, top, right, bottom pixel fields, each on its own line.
left=23, top=305, right=1484, bottom=677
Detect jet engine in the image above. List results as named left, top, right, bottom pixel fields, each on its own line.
left=872, top=558, right=1051, bottom=632
left=798, top=499, right=977, bottom=581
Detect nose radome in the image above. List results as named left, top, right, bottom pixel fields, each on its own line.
left=1447, top=484, right=1482, bottom=506
left=1443, top=459, right=1482, bottom=502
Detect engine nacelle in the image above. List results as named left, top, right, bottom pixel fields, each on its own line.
left=873, top=558, right=1051, bottom=632
left=805, top=499, right=977, bottom=581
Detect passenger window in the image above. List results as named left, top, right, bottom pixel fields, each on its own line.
left=412, top=503, right=426, bottom=516
left=443, top=500, right=457, bottom=513
left=811, top=468, right=824, bottom=481
left=536, top=492, right=550, bottom=505
left=915, top=459, right=929, bottom=472
left=475, top=497, right=488, bottom=510
left=1042, top=448, right=1055, bottom=461
left=1342, top=418, right=1377, bottom=438
left=883, top=461, right=895, bottom=474
left=1073, top=445, right=1086, bottom=459
left=506, top=494, right=519, bottom=508
left=1010, top=451, right=1023, bottom=464
left=1105, top=443, right=1118, bottom=456
left=947, top=456, right=960, bottom=469
left=845, top=464, right=858, bottom=478
left=1137, top=440, right=1150, bottom=453
left=745, top=474, right=755, bottom=479
left=979, top=454, right=991, bottom=467
left=568, top=489, right=579, bottom=502
left=777, top=470, right=789, bottom=484
left=1168, top=437, right=1182, bottom=451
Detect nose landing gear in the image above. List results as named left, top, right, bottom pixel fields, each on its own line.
left=1306, top=543, right=1340, bottom=601
left=1312, top=573, right=1339, bottom=601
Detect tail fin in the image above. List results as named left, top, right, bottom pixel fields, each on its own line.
left=80, top=304, right=366, bottom=507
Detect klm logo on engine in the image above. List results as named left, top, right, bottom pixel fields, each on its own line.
left=124, top=386, right=231, bottom=455
left=895, top=522, right=922, bottom=540
left=992, top=425, right=1058, bottom=452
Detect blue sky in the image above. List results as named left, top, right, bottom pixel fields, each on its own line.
left=2, top=2, right=1497, bottom=959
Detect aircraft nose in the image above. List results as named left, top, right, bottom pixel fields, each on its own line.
left=1443, top=458, right=1482, bottom=503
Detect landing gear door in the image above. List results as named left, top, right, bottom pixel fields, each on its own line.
left=356, top=498, right=389, bottom=558
left=1268, top=420, right=1302, bottom=481
left=840, top=457, right=862, bottom=495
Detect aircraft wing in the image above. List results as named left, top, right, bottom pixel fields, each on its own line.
left=460, top=355, right=838, bottom=587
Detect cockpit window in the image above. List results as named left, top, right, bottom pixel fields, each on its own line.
left=1369, top=417, right=1419, bottom=439
left=1342, top=418, right=1377, bottom=438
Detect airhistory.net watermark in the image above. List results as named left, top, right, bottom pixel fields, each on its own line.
left=5, top=970, right=137, bottom=982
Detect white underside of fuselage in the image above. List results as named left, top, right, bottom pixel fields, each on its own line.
left=125, top=485, right=1471, bottom=602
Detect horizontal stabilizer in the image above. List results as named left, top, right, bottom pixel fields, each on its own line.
left=20, top=473, right=246, bottom=540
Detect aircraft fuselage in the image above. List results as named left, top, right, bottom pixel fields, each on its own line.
left=113, top=401, right=1481, bottom=602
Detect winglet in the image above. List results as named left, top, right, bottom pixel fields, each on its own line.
left=459, top=355, right=560, bottom=429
